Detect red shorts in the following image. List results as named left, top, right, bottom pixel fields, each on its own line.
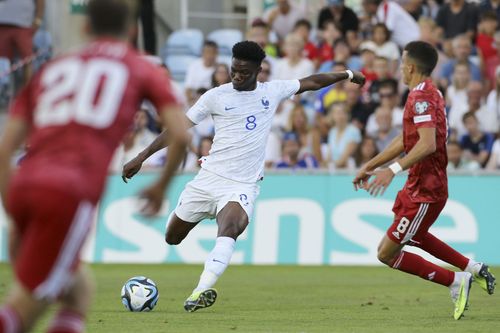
left=0, top=25, right=34, bottom=59
left=6, top=185, right=95, bottom=301
left=387, top=190, right=446, bottom=245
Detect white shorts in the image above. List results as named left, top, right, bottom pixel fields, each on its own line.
left=174, top=168, right=260, bottom=223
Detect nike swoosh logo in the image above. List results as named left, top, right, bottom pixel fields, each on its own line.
left=212, top=259, right=226, bottom=264
left=224, top=106, right=237, bottom=111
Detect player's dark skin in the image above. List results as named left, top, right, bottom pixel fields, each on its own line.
left=123, top=57, right=365, bottom=243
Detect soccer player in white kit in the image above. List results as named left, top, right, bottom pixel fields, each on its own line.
left=122, top=41, right=366, bottom=312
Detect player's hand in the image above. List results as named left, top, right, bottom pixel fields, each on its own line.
left=351, top=71, right=366, bottom=86
left=122, top=156, right=144, bottom=183
left=139, top=181, right=165, bottom=217
left=365, top=168, right=394, bottom=197
left=352, top=165, right=371, bottom=191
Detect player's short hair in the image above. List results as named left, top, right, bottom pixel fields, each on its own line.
left=404, top=41, right=438, bottom=76
left=87, top=0, right=135, bottom=36
left=232, top=41, right=266, bottom=65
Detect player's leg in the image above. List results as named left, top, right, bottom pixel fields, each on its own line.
left=46, top=266, right=94, bottom=333
left=410, top=232, right=495, bottom=295
left=382, top=191, right=472, bottom=319
left=184, top=202, right=248, bottom=312
left=1, top=186, right=95, bottom=332
left=164, top=212, right=199, bottom=245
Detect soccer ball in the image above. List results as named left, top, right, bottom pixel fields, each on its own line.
left=121, top=276, right=159, bottom=312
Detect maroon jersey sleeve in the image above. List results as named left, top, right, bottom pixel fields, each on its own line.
left=142, top=64, right=179, bottom=113
left=409, top=91, right=437, bottom=129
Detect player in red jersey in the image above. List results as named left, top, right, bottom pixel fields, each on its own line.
left=353, top=41, right=495, bottom=320
left=0, top=1, right=189, bottom=332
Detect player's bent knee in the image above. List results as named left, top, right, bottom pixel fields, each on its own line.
left=377, top=249, right=397, bottom=266
left=164, top=232, right=183, bottom=245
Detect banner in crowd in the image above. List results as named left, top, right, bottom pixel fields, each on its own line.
left=1, top=173, right=499, bottom=265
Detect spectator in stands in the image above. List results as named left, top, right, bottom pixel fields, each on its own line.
left=355, top=136, right=379, bottom=167
left=369, top=56, right=392, bottom=102
left=450, top=81, right=497, bottom=138
left=316, top=20, right=342, bottom=65
left=485, top=66, right=500, bottom=135
left=257, top=59, right=272, bottom=83
left=315, top=62, right=348, bottom=114
left=371, top=23, right=400, bottom=74
left=440, top=35, right=481, bottom=87
left=486, top=136, right=500, bottom=170
left=372, top=106, right=400, bottom=152
left=359, top=41, right=378, bottom=93
left=211, top=63, right=230, bottom=88
left=479, top=0, right=500, bottom=19
left=247, top=18, right=278, bottom=58
left=418, top=17, right=449, bottom=81
left=362, top=0, right=420, bottom=48
left=476, top=11, right=498, bottom=66
left=447, top=140, right=481, bottom=171
left=316, top=0, right=359, bottom=49
left=446, top=62, right=470, bottom=123
left=436, top=0, right=479, bottom=41
left=292, top=19, right=318, bottom=63
left=275, top=132, right=319, bottom=169
left=460, top=111, right=495, bottom=167
left=366, top=79, right=403, bottom=136
left=0, top=0, right=45, bottom=85
left=326, top=102, right=362, bottom=169
left=273, top=33, right=314, bottom=101
left=317, top=38, right=363, bottom=73
left=286, top=103, right=315, bottom=157
left=346, top=81, right=373, bottom=131
left=485, top=32, right=500, bottom=90
left=184, top=40, right=218, bottom=105
left=263, top=0, right=305, bottom=43
left=122, top=105, right=164, bottom=167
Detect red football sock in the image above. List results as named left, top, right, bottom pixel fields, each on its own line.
left=392, top=251, right=455, bottom=286
left=412, top=233, right=469, bottom=270
left=0, top=305, right=21, bottom=333
left=46, top=310, right=84, bottom=333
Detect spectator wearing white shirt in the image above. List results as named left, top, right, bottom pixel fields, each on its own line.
left=485, top=66, right=500, bottom=136
left=450, top=81, right=497, bottom=139
left=365, top=79, right=403, bottom=136
left=184, top=40, right=218, bottom=105
left=362, top=0, right=420, bottom=48
left=371, top=23, right=400, bottom=74
left=273, top=34, right=314, bottom=102
left=263, top=0, right=305, bottom=43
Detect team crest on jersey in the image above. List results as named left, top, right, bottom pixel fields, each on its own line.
left=261, top=97, right=270, bottom=110
left=414, top=101, right=429, bottom=114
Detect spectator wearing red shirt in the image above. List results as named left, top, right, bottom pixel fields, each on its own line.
left=485, top=31, right=500, bottom=89
left=476, top=11, right=498, bottom=65
left=292, top=19, right=318, bottom=62
left=317, top=20, right=342, bottom=65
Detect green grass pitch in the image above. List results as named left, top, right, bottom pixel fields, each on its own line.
left=0, top=264, right=498, bottom=333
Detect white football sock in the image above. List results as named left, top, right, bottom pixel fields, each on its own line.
left=465, top=259, right=481, bottom=275
left=194, top=236, right=235, bottom=293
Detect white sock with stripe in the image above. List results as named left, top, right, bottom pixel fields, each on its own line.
left=193, top=236, right=235, bottom=293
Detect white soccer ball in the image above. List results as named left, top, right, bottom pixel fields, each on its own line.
left=121, top=276, right=159, bottom=312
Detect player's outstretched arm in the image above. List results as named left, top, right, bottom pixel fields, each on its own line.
left=297, top=70, right=365, bottom=94
left=122, top=114, right=195, bottom=183
left=139, top=106, right=191, bottom=215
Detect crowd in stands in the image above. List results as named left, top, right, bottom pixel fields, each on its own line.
left=129, top=0, right=499, bottom=172
left=2, top=0, right=500, bottom=172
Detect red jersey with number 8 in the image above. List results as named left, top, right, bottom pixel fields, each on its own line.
left=402, top=79, right=448, bottom=203
left=9, top=39, right=178, bottom=203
